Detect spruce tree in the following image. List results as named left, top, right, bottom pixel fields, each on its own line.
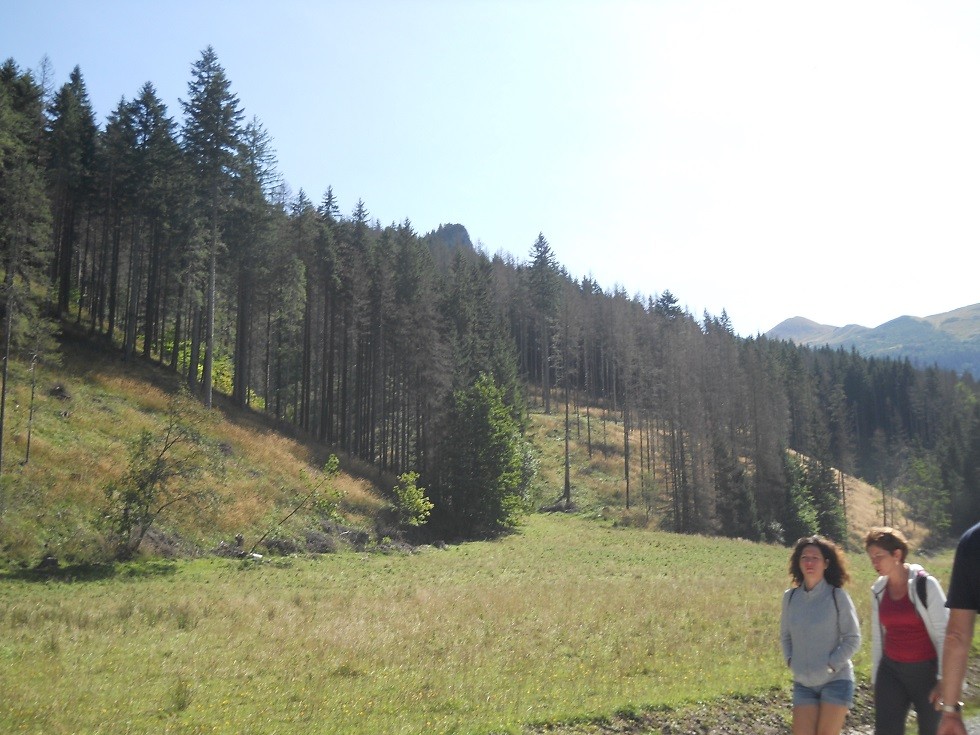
left=46, top=65, right=97, bottom=315
left=230, top=116, right=278, bottom=407
left=433, top=373, right=530, bottom=539
left=0, top=61, right=54, bottom=474
left=181, top=47, right=243, bottom=408
left=528, top=233, right=560, bottom=413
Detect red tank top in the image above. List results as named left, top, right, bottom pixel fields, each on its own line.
left=880, top=589, right=936, bottom=662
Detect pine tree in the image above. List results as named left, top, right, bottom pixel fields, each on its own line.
left=782, top=454, right=818, bottom=543
left=391, top=220, right=449, bottom=474
left=0, top=61, right=54, bottom=474
left=46, top=65, right=97, bottom=315
left=117, top=83, right=180, bottom=361
left=229, top=116, right=278, bottom=406
left=433, top=373, right=530, bottom=539
left=181, top=47, right=243, bottom=408
left=807, top=456, right=847, bottom=543
left=528, top=233, right=560, bottom=413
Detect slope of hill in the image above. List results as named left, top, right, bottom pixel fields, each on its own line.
left=767, top=303, right=980, bottom=376
left=0, top=331, right=925, bottom=568
left=0, top=332, right=387, bottom=568
left=525, top=395, right=920, bottom=551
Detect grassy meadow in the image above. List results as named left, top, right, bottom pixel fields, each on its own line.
left=0, top=513, right=956, bottom=735
left=0, top=334, right=965, bottom=734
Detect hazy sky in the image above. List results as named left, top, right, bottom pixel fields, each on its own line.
left=4, top=0, right=979, bottom=336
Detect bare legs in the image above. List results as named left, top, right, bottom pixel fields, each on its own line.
left=792, top=703, right=849, bottom=735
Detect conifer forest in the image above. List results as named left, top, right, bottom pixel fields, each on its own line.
left=1, top=49, right=978, bottom=543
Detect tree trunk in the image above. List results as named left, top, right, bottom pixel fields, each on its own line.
left=203, top=193, right=218, bottom=408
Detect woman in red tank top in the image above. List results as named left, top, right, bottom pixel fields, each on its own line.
left=865, top=527, right=949, bottom=735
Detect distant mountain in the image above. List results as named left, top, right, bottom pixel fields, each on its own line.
left=767, top=303, right=980, bottom=377
left=425, top=222, right=473, bottom=252
left=422, top=223, right=476, bottom=273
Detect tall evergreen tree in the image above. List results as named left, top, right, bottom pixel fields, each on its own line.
left=119, top=83, right=180, bottom=360
left=181, top=46, right=243, bottom=408
left=229, top=116, right=278, bottom=406
left=782, top=453, right=818, bottom=543
left=528, top=233, right=560, bottom=413
left=0, top=61, right=53, bottom=473
left=46, top=65, right=97, bottom=315
left=807, top=456, right=847, bottom=543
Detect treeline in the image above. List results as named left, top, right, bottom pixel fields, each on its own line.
left=2, top=50, right=977, bottom=543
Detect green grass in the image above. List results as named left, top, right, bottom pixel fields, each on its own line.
left=0, top=335, right=969, bottom=733
left=0, top=513, right=955, bottom=735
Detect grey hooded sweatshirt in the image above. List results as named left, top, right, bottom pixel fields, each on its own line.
left=780, top=578, right=862, bottom=688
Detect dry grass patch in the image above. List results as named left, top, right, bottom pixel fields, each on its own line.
left=94, top=374, right=170, bottom=411
left=0, top=342, right=389, bottom=565
left=528, top=403, right=632, bottom=510
left=842, top=473, right=919, bottom=547
left=224, top=423, right=311, bottom=466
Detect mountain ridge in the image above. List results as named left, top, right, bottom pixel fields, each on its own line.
left=767, top=303, right=980, bottom=376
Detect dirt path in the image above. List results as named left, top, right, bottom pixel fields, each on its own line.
left=525, top=681, right=979, bottom=734
left=526, top=706, right=978, bottom=735
left=846, top=716, right=980, bottom=734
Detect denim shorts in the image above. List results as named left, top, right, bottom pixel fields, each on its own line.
left=792, top=678, right=855, bottom=708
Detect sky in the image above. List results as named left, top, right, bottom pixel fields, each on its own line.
left=3, top=0, right=979, bottom=337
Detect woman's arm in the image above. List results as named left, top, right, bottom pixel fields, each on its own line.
left=780, top=590, right=793, bottom=665
left=829, top=589, right=861, bottom=671
left=870, top=588, right=882, bottom=684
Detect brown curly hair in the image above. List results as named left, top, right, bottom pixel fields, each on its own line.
left=788, top=535, right=851, bottom=588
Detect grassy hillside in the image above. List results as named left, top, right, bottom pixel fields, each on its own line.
left=523, top=394, right=920, bottom=551
left=0, top=332, right=387, bottom=568
left=0, top=331, right=920, bottom=569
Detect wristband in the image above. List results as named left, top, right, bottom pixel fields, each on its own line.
left=940, top=701, right=964, bottom=713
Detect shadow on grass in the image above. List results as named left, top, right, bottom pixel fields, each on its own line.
left=0, top=558, right=179, bottom=583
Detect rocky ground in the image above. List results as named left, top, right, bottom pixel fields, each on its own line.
left=525, top=686, right=865, bottom=735
left=525, top=664, right=980, bottom=735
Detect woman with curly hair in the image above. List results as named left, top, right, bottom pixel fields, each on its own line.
left=781, top=535, right=862, bottom=735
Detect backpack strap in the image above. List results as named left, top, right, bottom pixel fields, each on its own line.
left=915, top=569, right=929, bottom=607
